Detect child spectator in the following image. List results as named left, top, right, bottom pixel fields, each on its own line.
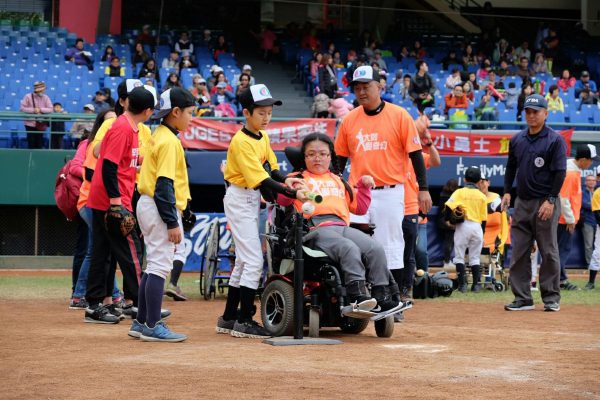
left=311, top=92, right=330, bottom=118
left=504, top=82, right=519, bottom=109
left=50, top=102, right=67, bottom=149
left=328, top=94, right=354, bottom=119
left=101, top=45, right=117, bottom=63
left=175, top=31, right=194, bottom=56
left=104, top=57, right=125, bottom=77
left=179, top=51, right=196, bottom=70
left=211, top=82, right=235, bottom=105
left=445, top=68, right=462, bottom=90
left=475, top=91, right=498, bottom=127
left=545, top=85, right=564, bottom=112
left=516, top=82, right=533, bottom=121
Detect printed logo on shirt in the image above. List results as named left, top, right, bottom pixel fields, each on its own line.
left=534, top=157, right=545, bottom=168
left=306, top=177, right=345, bottom=199
left=355, top=129, right=388, bottom=152
left=130, top=148, right=139, bottom=168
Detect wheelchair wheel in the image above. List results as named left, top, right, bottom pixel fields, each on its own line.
left=308, top=308, right=320, bottom=338
left=339, top=317, right=369, bottom=334
left=199, top=219, right=220, bottom=300
left=261, top=279, right=294, bottom=337
left=374, top=316, right=395, bottom=338
left=494, top=282, right=505, bottom=292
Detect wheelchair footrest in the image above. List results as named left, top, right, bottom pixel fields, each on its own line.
left=340, top=308, right=376, bottom=320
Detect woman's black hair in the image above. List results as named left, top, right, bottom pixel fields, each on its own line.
left=299, top=133, right=354, bottom=202
left=88, top=108, right=115, bottom=143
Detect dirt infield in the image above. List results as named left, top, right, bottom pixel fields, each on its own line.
left=1, top=296, right=599, bottom=400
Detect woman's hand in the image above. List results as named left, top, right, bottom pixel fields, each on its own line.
left=360, top=175, right=375, bottom=189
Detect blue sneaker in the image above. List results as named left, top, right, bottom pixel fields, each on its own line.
left=140, top=321, right=187, bottom=342
left=128, top=319, right=144, bottom=338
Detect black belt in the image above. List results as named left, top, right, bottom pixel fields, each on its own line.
left=225, top=180, right=258, bottom=191
left=373, top=184, right=397, bottom=190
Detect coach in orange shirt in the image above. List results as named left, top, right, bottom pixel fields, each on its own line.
left=557, top=144, right=598, bottom=290
left=335, top=65, right=433, bottom=282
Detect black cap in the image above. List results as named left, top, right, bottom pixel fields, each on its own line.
left=239, top=84, right=282, bottom=110
left=153, top=87, right=197, bottom=120
left=465, top=166, right=482, bottom=183
left=117, top=79, right=143, bottom=100
left=128, top=86, right=157, bottom=111
left=576, top=144, right=600, bottom=161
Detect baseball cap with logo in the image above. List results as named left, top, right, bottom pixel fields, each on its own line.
left=83, top=104, right=95, bottom=112
left=239, top=84, right=283, bottom=110
left=576, top=144, right=600, bottom=161
left=351, top=65, right=381, bottom=85
left=117, top=79, right=144, bottom=100
left=153, top=87, right=197, bottom=120
left=216, top=82, right=227, bottom=89
left=523, top=94, right=548, bottom=111
left=465, top=166, right=483, bottom=183
left=127, top=85, right=158, bottom=112
left=242, top=64, right=252, bottom=71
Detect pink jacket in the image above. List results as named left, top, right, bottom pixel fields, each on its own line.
left=69, top=139, right=88, bottom=179
left=20, top=93, right=53, bottom=128
left=328, top=98, right=354, bottom=119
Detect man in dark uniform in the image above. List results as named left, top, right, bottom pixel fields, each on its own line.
left=501, top=94, right=567, bottom=312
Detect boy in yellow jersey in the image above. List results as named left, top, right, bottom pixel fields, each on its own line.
left=586, top=168, right=600, bottom=290
left=216, top=84, right=307, bottom=339
left=445, top=167, right=488, bottom=293
left=128, top=87, right=196, bottom=342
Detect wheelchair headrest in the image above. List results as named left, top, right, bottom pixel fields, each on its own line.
left=284, top=146, right=304, bottom=171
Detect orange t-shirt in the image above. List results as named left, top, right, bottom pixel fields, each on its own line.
left=334, top=104, right=422, bottom=187
left=290, top=171, right=358, bottom=225
left=405, top=152, right=430, bottom=216
left=77, top=143, right=96, bottom=210
left=558, top=162, right=582, bottom=224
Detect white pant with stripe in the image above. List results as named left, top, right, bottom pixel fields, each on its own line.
left=452, top=220, right=483, bottom=266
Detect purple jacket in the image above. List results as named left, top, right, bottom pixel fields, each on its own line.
left=65, top=47, right=92, bottom=66
left=20, top=93, right=53, bottom=128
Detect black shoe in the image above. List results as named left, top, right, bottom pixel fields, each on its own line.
left=504, top=300, right=535, bottom=311
left=471, top=283, right=482, bottom=293
left=121, top=304, right=172, bottom=320
left=106, top=303, right=125, bottom=320
left=458, top=284, right=468, bottom=293
left=560, top=280, right=579, bottom=291
left=230, top=320, right=271, bottom=338
left=84, top=304, right=120, bottom=324
left=544, top=302, right=560, bottom=312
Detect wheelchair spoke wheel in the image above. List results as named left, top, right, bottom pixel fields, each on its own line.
left=200, top=219, right=220, bottom=300
left=261, top=280, right=294, bottom=337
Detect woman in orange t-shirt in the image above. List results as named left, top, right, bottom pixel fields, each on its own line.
left=277, top=133, right=408, bottom=318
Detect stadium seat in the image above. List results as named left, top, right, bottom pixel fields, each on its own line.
left=546, top=110, right=566, bottom=125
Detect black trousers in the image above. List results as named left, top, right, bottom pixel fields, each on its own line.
left=25, top=125, right=44, bottom=149
left=86, top=209, right=143, bottom=306
left=400, top=214, right=419, bottom=291
left=71, top=215, right=88, bottom=293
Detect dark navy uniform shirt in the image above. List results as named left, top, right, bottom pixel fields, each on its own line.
left=506, top=124, right=567, bottom=200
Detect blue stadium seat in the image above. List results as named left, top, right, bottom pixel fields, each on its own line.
left=570, top=111, right=589, bottom=130
left=497, top=109, right=516, bottom=130
left=546, top=110, right=566, bottom=125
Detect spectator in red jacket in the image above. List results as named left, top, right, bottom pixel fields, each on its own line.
left=557, top=69, right=576, bottom=93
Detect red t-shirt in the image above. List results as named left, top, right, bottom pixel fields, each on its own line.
left=87, top=115, right=139, bottom=212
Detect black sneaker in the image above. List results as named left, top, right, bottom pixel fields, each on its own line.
left=504, top=300, right=535, bottom=311
left=216, top=316, right=236, bottom=334
left=69, top=298, right=88, bottom=310
left=471, top=284, right=482, bottom=293
left=585, top=282, right=595, bottom=290
left=458, top=284, right=468, bottom=293
left=84, top=304, right=120, bottom=324
left=121, top=304, right=172, bottom=321
left=544, top=302, right=560, bottom=312
left=560, top=280, right=579, bottom=291
left=230, top=320, right=271, bottom=338
left=106, top=303, right=125, bottom=320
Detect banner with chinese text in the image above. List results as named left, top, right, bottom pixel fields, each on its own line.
left=429, top=129, right=574, bottom=156
left=180, top=118, right=337, bottom=150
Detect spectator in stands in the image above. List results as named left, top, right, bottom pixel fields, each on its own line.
left=20, top=81, right=53, bottom=149
left=493, top=38, right=511, bottom=64
left=463, top=44, right=478, bottom=68
left=504, top=82, right=519, bottom=109
left=363, top=40, right=377, bottom=62
left=444, top=84, right=468, bottom=114
left=210, top=81, right=235, bottom=105
left=319, top=53, right=338, bottom=98
left=235, top=73, right=251, bottom=104
left=410, top=60, right=435, bottom=111
left=514, top=41, right=531, bottom=61
left=311, top=92, right=330, bottom=118
left=213, top=34, right=230, bottom=60
left=558, top=69, right=576, bottom=92
left=103, top=88, right=115, bottom=108
left=138, top=58, right=159, bottom=81
left=545, top=85, right=564, bottom=112
left=379, top=75, right=394, bottom=103
left=104, top=57, right=125, bottom=77
left=301, top=27, right=320, bottom=51
left=398, top=74, right=412, bottom=101
left=65, top=38, right=93, bottom=70
left=372, top=50, right=387, bottom=71
left=477, top=59, right=492, bottom=80
left=445, top=68, right=462, bottom=90
left=463, top=80, right=475, bottom=101
left=575, top=71, right=598, bottom=98
left=516, top=82, right=533, bottom=121
left=137, top=25, right=155, bottom=48
left=251, top=24, right=277, bottom=63
left=200, top=29, right=214, bottom=49
left=91, top=90, right=109, bottom=113
left=189, top=77, right=209, bottom=103
left=515, top=56, right=534, bottom=80
left=210, top=72, right=234, bottom=95
left=50, top=102, right=67, bottom=149
left=475, top=90, right=498, bottom=127
left=498, top=60, right=514, bottom=78
left=163, top=72, right=183, bottom=91
left=468, top=72, right=480, bottom=90
left=70, top=104, right=95, bottom=145
left=101, top=45, right=117, bottom=63
left=442, top=50, right=461, bottom=71
left=207, top=65, right=224, bottom=91
left=579, top=88, right=598, bottom=109
left=161, top=50, right=180, bottom=72
left=410, top=40, right=427, bottom=60
left=179, top=51, right=196, bottom=70
left=532, top=53, right=549, bottom=74
left=175, top=31, right=194, bottom=56
left=242, top=64, right=255, bottom=85
left=332, top=51, right=343, bottom=68
left=132, top=42, right=150, bottom=66
left=397, top=46, right=409, bottom=62
left=328, top=93, right=353, bottom=119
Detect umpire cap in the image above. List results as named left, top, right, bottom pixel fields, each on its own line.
left=465, top=166, right=483, bottom=183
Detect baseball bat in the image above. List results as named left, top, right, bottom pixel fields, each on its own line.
left=306, top=192, right=323, bottom=203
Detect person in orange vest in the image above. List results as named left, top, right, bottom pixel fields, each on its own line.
left=557, top=144, right=598, bottom=291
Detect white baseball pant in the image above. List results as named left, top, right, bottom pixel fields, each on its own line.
left=224, top=184, right=263, bottom=290
left=452, top=220, right=483, bottom=266
left=589, top=226, right=600, bottom=271
left=350, top=184, right=405, bottom=270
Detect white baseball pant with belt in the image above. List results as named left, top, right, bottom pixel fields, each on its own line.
left=452, top=220, right=483, bottom=266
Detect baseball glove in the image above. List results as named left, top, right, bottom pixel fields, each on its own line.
left=105, top=205, right=136, bottom=236
left=182, top=204, right=196, bottom=232
left=449, top=205, right=465, bottom=225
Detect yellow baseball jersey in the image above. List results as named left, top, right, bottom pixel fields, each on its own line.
left=137, top=125, right=190, bottom=211
left=592, top=187, right=600, bottom=211
left=224, top=128, right=279, bottom=189
left=445, top=186, right=488, bottom=224
left=92, top=117, right=152, bottom=183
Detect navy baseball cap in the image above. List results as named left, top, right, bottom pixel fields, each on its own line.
left=523, top=94, right=548, bottom=110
